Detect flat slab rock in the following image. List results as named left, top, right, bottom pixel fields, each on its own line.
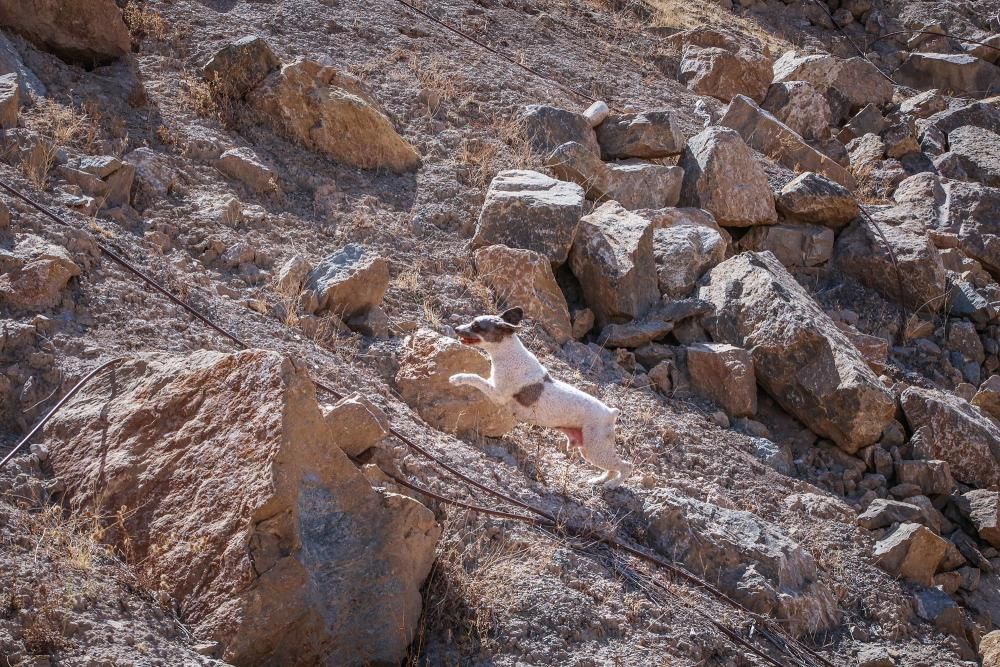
left=698, top=251, right=894, bottom=452
left=44, top=350, right=440, bottom=666
left=721, top=95, right=857, bottom=190
left=643, top=488, right=838, bottom=635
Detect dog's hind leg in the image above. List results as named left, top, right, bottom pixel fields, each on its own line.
left=580, top=421, right=632, bottom=488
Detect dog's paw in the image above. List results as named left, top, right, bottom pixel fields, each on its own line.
left=449, top=373, right=474, bottom=387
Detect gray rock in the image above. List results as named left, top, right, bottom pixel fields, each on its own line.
left=473, top=170, right=585, bottom=265
left=307, top=244, right=389, bottom=318
left=762, top=80, right=831, bottom=141
left=902, top=386, right=1000, bottom=489
left=201, top=35, right=280, bottom=97
left=721, top=95, right=857, bottom=189
left=954, top=490, right=1000, bottom=548
left=647, top=208, right=729, bottom=299
left=948, top=125, right=1000, bottom=187
left=0, top=0, right=129, bottom=64
left=895, top=52, right=1000, bottom=96
left=698, top=252, right=895, bottom=453
left=832, top=214, right=947, bottom=312
left=678, top=125, right=777, bottom=227
left=519, top=104, right=600, bottom=157
left=643, top=488, right=838, bottom=634
left=740, top=223, right=833, bottom=267
left=568, top=201, right=658, bottom=327
left=776, top=172, right=859, bottom=227
left=856, top=499, right=923, bottom=530
left=897, top=173, right=1000, bottom=276
left=595, top=110, right=686, bottom=159
left=895, top=459, right=954, bottom=496
left=546, top=141, right=683, bottom=210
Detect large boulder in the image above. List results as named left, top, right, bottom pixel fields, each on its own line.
left=895, top=52, right=1000, bottom=96
left=0, top=0, right=130, bottom=64
left=740, top=224, right=834, bottom=268
left=519, top=104, right=600, bottom=157
left=546, top=141, right=683, bottom=210
left=873, top=523, right=948, bottom=586
left=473, top=244, right=572, bottom=344
left=645, top=207, right=730, bottom=298
left=832, top=215, right=947, bottom=311
left=948, top=125, right=1000, bottom=187
left=45, top=350, right=440, bottom=666
left=666, top=28, right=773, bottom=103
left=720, top=95, right=857, bottom=189
left=761, top=81, right=832, bottom=141
left=568, top=201, right=658, bottom=327
left=901, top=386, right=1000, bottom=489
left=396, top=329, right=515, bottom=437
left=698, top=252, right=895, bottom=452
left=472, top=170, right=585, bottom=266
left=678, top=126, right=777, bottom=227
left=306, top=244, right=388, bottom=318
left=643, top=489, right=838, bottom=635
left=776, top=172, right=859, bottom=227
left=595, top=110, right=686, bottom=159
left=201, top=35, right=280, bottom=98
left=251, top=59, right=420, bottom=173
left=771, top=51, right=894, bottom=111
left=890, top=174, right=1000, bottom=276
left=0, top=234, right=80, bottom=311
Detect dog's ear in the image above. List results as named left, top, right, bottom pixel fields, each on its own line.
left=499, top=307, right=524, bottom=326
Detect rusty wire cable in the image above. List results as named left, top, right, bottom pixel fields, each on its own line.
left=390, top=0, right=600, bottom=105
left=0, top=357, right=125, bottom=470
left=0, top=176, right=837, bottom=667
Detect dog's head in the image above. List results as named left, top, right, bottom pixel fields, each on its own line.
left=455, top=308, right=523, bottom=347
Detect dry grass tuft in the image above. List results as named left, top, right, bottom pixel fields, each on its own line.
left=852, top=163, right=893, bottom=205
left=648, top=0, right=795, bottom=54
left=123, top=1, right=171, bottom=43
left=17, top=98, right=95, bottom=189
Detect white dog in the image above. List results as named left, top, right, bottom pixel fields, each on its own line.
left=449, top=308, right=633, bottom=488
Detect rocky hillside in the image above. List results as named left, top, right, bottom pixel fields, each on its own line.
left=3, top=0, right=1000, bottom=665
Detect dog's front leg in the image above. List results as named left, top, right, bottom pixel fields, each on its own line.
left=449, top=373, right=504, bottom=404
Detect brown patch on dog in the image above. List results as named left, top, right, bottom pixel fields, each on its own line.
left=513, top=381, right=545, bottom=407
left=470, top=316, right=517, bottom=343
